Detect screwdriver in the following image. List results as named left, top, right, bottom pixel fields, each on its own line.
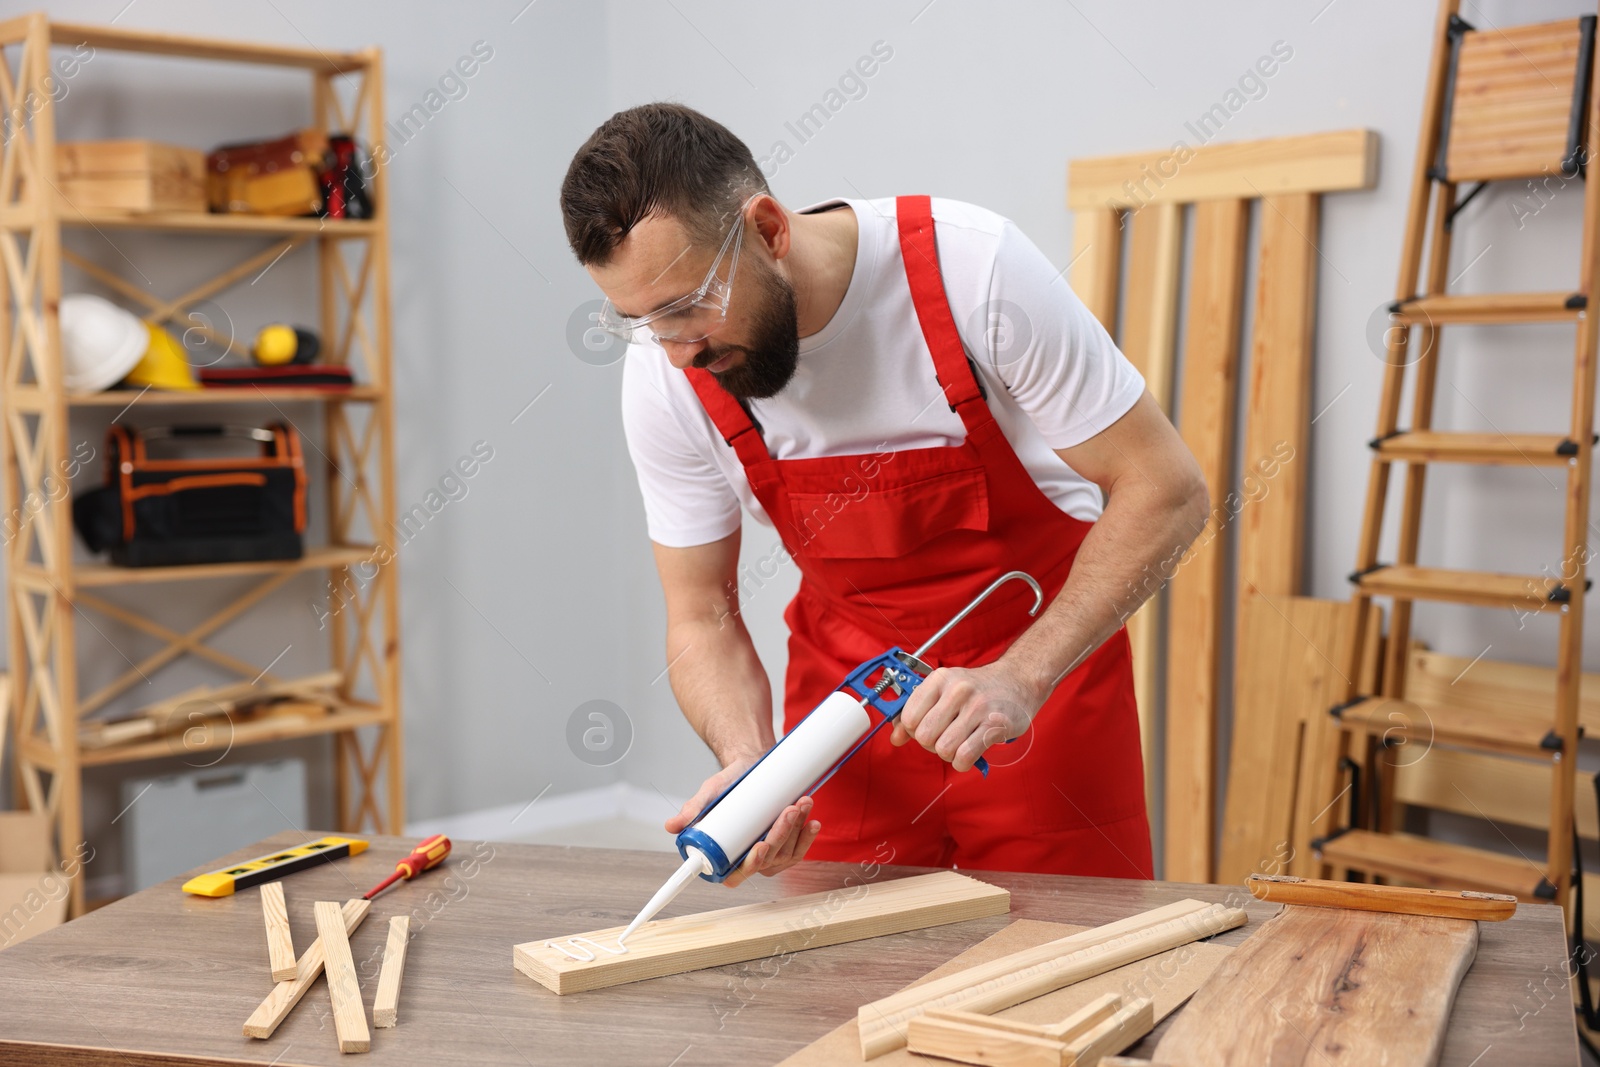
left=361, top=835, right=452, bottom=900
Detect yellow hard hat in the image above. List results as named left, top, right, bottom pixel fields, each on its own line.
left=125, top=323, right=200, bottom=391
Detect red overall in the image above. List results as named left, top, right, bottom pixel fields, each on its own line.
left=684, top=196, right=1151, bottom=878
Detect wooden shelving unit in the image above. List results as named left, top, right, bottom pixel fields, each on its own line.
left=0, top=13, right=404, bottom=913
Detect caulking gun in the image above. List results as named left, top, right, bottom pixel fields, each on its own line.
left=620, top=570, right=1045, bottom=945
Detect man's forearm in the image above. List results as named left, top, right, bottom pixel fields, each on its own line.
left=1000, top=475, right=1207, bottom=700
left=665, top=613, right=775, bottom=766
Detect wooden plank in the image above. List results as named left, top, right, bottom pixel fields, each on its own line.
left=779, top=918, right=1233, bottom=1067
left=1152, top=905, right=1477, bottom=1065
left=243, top=898, right=370, bottom=1040
left=1067, top=129, right=1377, bottom=211
left=259, top=882, right=296, bottom=983
left=1163, top=198, right=1249, bottom=885
left=857, top=902, right=1246, bottom=1058
left=1216, top=596, right=1376, bottom=883
left=514, top=870, right=1009, bottom=995
left=373, top=915, right=409, bottom=1028
left=1240, top=192, right=1317, bottom=604
left=1247, top=874, right=1517, bottom=921
left=313, top=899, right=370, bottom=1054
left=1069, top=207, right=1121, bottom=332
left=1116, top=200, right=1182, bottom=823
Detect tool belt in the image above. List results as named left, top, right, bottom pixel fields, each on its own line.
left=73, top=423, right=306, bottom=567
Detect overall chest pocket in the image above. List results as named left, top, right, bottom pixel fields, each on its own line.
left=786, top=464, right=990, bottom=559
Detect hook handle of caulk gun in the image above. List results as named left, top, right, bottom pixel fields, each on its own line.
left=906, top=569, right=1045, bottom=773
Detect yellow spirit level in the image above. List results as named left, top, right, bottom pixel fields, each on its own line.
left=181, top=835, right=368, bottom=897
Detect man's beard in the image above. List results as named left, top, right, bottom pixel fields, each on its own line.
left=695, top=262, right=799, bottom=400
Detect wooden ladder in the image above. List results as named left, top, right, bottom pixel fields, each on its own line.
left=1315, top=1, right=1600, bottom=908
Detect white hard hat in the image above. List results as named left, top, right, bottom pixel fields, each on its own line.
left=59, top=293, right=148, bottom=393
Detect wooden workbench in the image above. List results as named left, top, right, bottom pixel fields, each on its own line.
left=0, top=832, right=1577, bottom=1065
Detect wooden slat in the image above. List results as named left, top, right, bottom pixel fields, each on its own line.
left=1240, top=192, right=1317, bottom=605
left=514, top=871, right=1009, bottom=995
left=1152, top=905, right=1476, bottom=1065
left=243, top=898, right=370, bottom=1040
left=1357, top=564, right=1571, bottom=610
left=259, top=882, right=296, bottom=983
left=1116, top=200, right=1182, bottom=823
left=1120, top=203, right=1183, bottom=419
left=1069, top=207, right=1121, bottom=332
left=313, top=900, right=370, bottom=1053
left=1164, top=199, right=1248, bottom=885
left=1375, top=430, right=1576, bottom=466
left=1318, top=830, right=1548, bottom=900
left=1067, top=129, right=1377, bottom=210
left=373, top=914, right=409, bottom=1028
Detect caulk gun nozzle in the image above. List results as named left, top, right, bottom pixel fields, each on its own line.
left=619, top=853, right=706, bottom=947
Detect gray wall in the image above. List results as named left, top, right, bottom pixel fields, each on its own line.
left=8, top=0, right=1598, bottom=871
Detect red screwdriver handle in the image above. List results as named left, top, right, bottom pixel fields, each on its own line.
left=397, top=834, right=451, bottom=879
left=362, top=835, right=452, bottom=900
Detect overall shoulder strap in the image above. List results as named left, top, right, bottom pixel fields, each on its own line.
left=895, top=195, right=992, bottom=434
left=683, top=366, right=770, bottom=469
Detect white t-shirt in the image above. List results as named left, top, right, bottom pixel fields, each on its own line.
left=621, top=196, right=1146, bottom=548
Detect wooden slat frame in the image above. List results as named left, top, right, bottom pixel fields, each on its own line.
left=1068, top=132, right=1376, bottom=883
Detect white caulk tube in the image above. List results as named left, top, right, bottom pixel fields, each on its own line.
left=678, top=691, right=872, bottom=878
left=620, top=691, right=873, bottom=942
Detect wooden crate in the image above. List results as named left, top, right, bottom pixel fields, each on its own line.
left=54, top=140, right=207, bottom=214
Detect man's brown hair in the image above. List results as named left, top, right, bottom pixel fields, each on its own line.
left=560, top=102, right=769, bottom=266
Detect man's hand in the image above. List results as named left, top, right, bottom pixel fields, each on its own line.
left=891, top=663, right=1045, bottom=772
left=665, top=757, right=824, bottom=888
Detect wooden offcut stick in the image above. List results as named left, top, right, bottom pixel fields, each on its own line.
left=373, top=915, right=409, bottom=1028
left=1246, top=874, right=1518, bottom=921
left=260, top=882, right=297, bottom=982
left=244, top=898, right=370, bottom=1039
left=313, top=900, right=370, bottom=1053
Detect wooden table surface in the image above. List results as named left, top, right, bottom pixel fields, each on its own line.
left=0, top=832, right=1577, bottom=1066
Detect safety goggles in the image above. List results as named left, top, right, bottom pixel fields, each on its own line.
left=595, top=197, right=755, bottom=345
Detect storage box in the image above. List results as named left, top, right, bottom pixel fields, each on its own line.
left=54, top=140, right=207, bottom=214
left=0, top=811, right=70, bottom=950
left=122, top=759, right=306, bottom=893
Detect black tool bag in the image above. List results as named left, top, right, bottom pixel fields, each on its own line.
left=73, top=423, right=307, bottom=567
